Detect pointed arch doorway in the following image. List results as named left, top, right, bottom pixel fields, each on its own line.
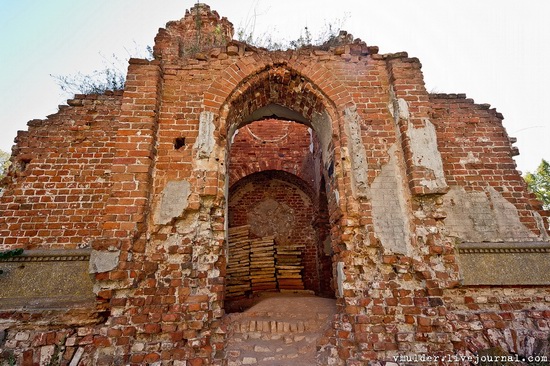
left=219, top=65, right=345, bottom=311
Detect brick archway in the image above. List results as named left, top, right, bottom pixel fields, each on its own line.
left=219, top=63, right=347, bottom=308
left=218, top=63, right=348, bottom=196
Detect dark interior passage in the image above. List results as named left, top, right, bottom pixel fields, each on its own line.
left=226, top=120, right=334, bottom=308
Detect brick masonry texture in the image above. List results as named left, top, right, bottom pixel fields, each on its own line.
left=0, top=92, right=122, bottom=249
left=228, top=119, right=315, bottom=187
left=0, top=3, right=549, bottom=365
left=228, top=171, right=320, bottom=292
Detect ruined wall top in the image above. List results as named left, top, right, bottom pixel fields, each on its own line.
left=152, top=3, right=380, bottom=63
left=153, top=3, right=234, bottom=61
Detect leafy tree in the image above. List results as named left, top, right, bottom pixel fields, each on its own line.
left=525, top=159, right=550, bottom=210
left=0, top=249, right=24, bottom=274
left=0, top=150, right=10, bottom=180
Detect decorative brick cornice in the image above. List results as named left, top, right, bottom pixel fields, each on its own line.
left=0, top=249, right=91, bottom=262
left=457, top=242, right=550, bottom=254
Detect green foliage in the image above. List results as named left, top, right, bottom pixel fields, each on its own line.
left=0, top=249, right=23, bottom=275
left=236, top=16, right=348, bottom=51
left=0, top=150, right=10, bottom=180
left=52, top=66, right=125, bottom=95
left=1, top=352, right=17, bottom=366
left=525, top=159, right=550, bottom=210
left=52, top=12, right=346, bottom=95
left=0, top=248, right=23, bottom=259
left=52, top=54, right=126, bottom=95
left=46, top=340, right=63, bottom=366
left=52, top=44, right=153, bottom=96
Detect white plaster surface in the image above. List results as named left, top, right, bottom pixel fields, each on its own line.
left=336, top=262, right=345, bottom=298
left=154, top=180, right=191, bottom=225
left=310, top=109, right=333, bottom=165
left=343, top=106, right=369, bottom=199
left=194, top=111, right=216, bottom=158
left=371, top=144, right=411, bottom=254
left=444, top=186, right=539, bottom=242
left=89, top=250, right=120, bottom=274
left=408, top=118, right=447, bottom=191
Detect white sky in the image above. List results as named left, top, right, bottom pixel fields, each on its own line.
left=0, top=0, right=548, bottom=173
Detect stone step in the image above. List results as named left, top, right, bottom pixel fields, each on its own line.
left=224, top=294, right=337, bottom=366
left=231, top=318, right=326, bottom=334
left=239, top=311, right=333, bottom=320
left=226, top=336, right=319, bottom=365
left=229, top=332, right=319, bottom=343
left=228, top=334, right=319, bottom=348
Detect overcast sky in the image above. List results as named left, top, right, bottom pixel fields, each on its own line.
left=1, top=0, right=548, bottom=173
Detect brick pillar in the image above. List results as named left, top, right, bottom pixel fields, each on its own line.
left=387, top=54, right=448, bottom=195
left=91, top=58, right=162, bottom=293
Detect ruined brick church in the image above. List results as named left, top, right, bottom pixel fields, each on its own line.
left=0, top=4, right=549, bottom=365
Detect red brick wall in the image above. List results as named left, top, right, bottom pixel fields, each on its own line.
left=153, top=3, right=233, bottom=62
left=444, top=287, right=550, bottom=355
left=0, top=4, right=548, bottom=365
left=93, top=59, right=163, bottom=250
left=0, top=92, right=122, bottom=249
left=229, top=119, right=315, bottom=187
left=430, top=93, right=548, bottom=236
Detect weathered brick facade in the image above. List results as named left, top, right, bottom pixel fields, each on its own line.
left=0, top=92, right=122, bottom=249
left=0, top=4, right=549, bottom=365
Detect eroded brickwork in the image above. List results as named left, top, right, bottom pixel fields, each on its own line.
left=444, top=287, right=550, bottom=359
left=228, top=119, right=315, bottom=186
left=430, top=93, right=549, bottom=240
left=0, top=92, right=122, bottom=249
left=0, top=3, right=549, bottom=365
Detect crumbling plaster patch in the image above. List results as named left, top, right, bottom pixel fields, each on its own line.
left=443, top=186, right=539, bottom=242
left=408, top=118, right=447, bottom=191
left=388, top=90, right=447, bottom=192
left=371, top=144, right=412, bottom=255
left=154, top=180, right=191, bottom=225
left=343, top=106, right=370, bottom=199
left=459, top=151, right=482, bottom=165
left=231, top=179, right=312, bottom=245
left=310, top=108, right=333, bottom=166
left=247, top=198, right=295, bottom=244
left=336, top=262, right=345, bottom=298
left=89, top=250, right=120, bottom=274
left=533, top=212, right=550, bottom=241
left=194, top=111, right=216, bottom=159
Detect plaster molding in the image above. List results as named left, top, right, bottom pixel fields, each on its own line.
left=457, top=242, right=550, bottom=254
left=0, top=249, right=91, bottom=262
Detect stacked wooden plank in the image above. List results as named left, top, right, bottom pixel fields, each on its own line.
left=226, top=226, right=251, bottom=299
left=249, top=236, right=277, bottom=292
left=226, top=226, right=307, bottom=296
left=275, top=244, right=305, bottom=290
